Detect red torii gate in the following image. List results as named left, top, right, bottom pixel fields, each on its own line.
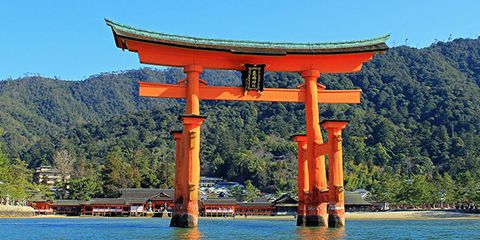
left=106, top=19, right=388, bottom=228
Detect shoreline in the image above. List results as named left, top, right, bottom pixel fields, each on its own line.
left=346, top=210, right=480, bottom=220
left=1, top=210, right=479, bottom=220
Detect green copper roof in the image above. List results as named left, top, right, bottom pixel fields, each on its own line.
left=106, top=19, right=389, bottom=55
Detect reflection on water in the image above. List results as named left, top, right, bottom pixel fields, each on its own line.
left=296, top=227, right=346, bottom=240
left=172, top=224, right=346, bottom=240
left=0, top=218, right=479, bottom=240
left=174, top=227, right=202, bottom=240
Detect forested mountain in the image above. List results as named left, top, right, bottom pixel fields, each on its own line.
left=0, top=38, right=479, bottom=203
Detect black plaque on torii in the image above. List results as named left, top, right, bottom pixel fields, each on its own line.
left=242, top=64, right=266, bottom=94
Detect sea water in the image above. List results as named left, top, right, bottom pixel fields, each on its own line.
left=0, top=218, right=479, bottom=239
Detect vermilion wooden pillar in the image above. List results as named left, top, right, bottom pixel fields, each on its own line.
left=170, top=130, right=184, bottom=226
left=302, top=70, right=328, bottom=227
left=170, top=65, right=206, bottom=228
left=179, top=115, right=206, bottom=227
left=321, top=120, right=349, bottom=228
left=184, top=65, right=202, bottom=115
left=292, top=134, right=308, bottom=226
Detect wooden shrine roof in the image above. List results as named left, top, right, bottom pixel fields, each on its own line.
left=201, top=198, right=238, bottom=205
left=51, top=200, right=85, bottom=206
left=238, top=202, right=273, bottom=207
left=89, top=198, right=127, bottom=205
left=106, top=19, right=389, bottom=56
left=272, top=194, right=298, bottom=205
left=119, top=188, right=173, bottom=199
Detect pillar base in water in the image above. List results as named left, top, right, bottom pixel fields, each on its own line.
left=328, top=214, right=345, bottom=228
left=170, top=213, right=180, bottom=227
left=170, top=213, right=198, bottom=228
left=296, top=215, right=307, bottom=226
left=305, top=215, right=328, bottom=227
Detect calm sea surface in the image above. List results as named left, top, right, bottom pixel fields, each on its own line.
left=0, top=218, right=479, bottom=240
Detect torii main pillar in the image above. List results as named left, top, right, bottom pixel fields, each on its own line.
left=302, top=70, right=329, bottom=226
left=170, top=65, right=206, bottom=228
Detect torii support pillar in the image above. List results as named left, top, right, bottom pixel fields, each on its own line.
left=302, top=70, right=328, bottom=227
left=171, top=65, right=206, bottom=228
left=170, top=130, right=184, bottom=227
left=292, top=134, right=308, bottom=226
left=321, top=120, right=349, bottom=228
left=172, top=115, right=206, bottom=228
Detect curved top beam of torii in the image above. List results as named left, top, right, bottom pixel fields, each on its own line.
left=105, top=19, right=389, bottom=73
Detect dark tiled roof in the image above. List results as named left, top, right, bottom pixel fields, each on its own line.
left=252, top=197, right=271, bottom=203
left=125, top=198, right=148, bottom=205
left=88, top=198, right=126, bottom=205
left=148, top=196, right=173, bottom=201
left=274, top=203, right=298, bottom=207
left=119, top=188, right=173, bottom=199
left=202, top=198, right=237, bottom=205
left=52, top=200, right=83, bottom=206
left=272, top=194, right=298, bottom=205
left=106, top=19, right=389, bottom=55
left=238, top=202, right=272, bottom=207
left=37, top=190, right=370, bottom=207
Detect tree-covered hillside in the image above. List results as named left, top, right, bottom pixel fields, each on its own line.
left=0, top=38, right=479, bottom=203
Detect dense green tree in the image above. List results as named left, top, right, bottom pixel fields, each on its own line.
left=434, top=173, right=456, bottom=207
left=370, top=172, right=403, bottom=203
left=0, top=38, right=480, bottom=204
left=456, top=171, right=480, bottom=204
left=0, top=150, right=32, bottom=200
left=244, top=180, right=260, bottom=202
left=102, top=146, right=141, bottom=197
left=69, top=177, right=99, bottom=201
left=230, top=185, right=245, bottom=202
left=30, top=184, right=55, bottom=201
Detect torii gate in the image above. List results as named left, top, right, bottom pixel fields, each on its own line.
left=106, top=19, right=388, bottom=228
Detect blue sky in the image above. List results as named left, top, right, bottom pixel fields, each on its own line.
left=1, top=1, right=479, bottom=80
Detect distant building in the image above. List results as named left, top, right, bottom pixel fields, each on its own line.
left=272, top=194, right=298, bottom=216
left=29, top=188, right=375, bottom=216
left=237, top=197, right=274, bottom=216
left=33, top=166, right=69, bottom=186
left=345, top=191, right=372, bottom=212
left=200, top=198, right=237, bottom=217
left=199, top=177, right=223, bottom=188
left=31, top=188, right=174, bottom=216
